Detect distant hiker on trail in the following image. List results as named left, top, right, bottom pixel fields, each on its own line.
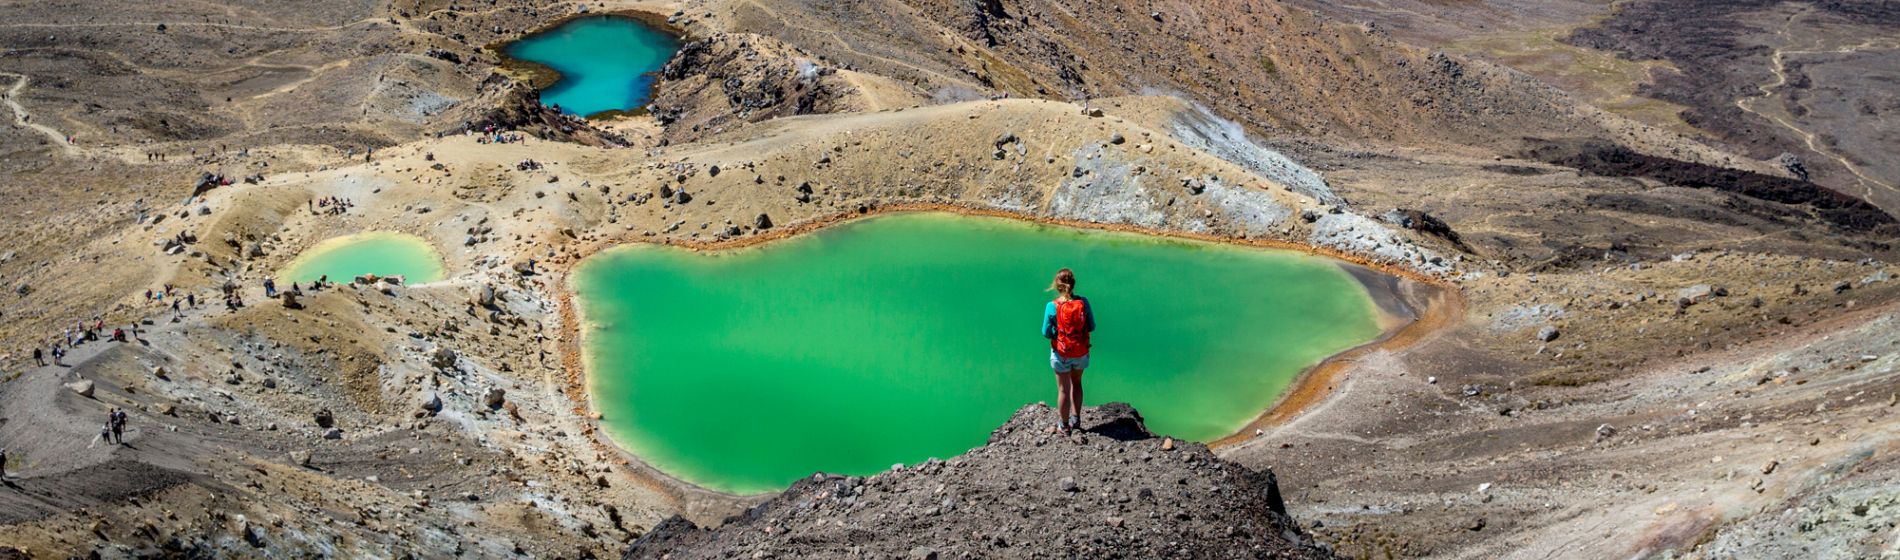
left=51, top=345, right=64, bottom=366
left=111, top=328, right=125, bottom=342
left=264, top=278, right=277, bottom=298
left=110, top=409, right=127, bottom=444
left=0, top=446, right=8, bottom=479
left=99, top=423, right=113, bottom=446
left=33, top=347, right=44, bottom=366
left=1042, top=268, right=1095, bottom=435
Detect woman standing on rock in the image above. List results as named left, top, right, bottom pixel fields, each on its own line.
left=1043, top=268, right=1095, bottom=434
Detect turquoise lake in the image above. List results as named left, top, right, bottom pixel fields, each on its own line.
left=575, top=213, right=1385, bottom=493
left=504, top=16, right=680, bottom=117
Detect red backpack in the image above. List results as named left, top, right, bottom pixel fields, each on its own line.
left=1052, top=298, right=1091, bottom=358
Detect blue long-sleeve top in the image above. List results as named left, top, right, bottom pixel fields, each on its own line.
left=1042, top=297, right=1095, bottom=339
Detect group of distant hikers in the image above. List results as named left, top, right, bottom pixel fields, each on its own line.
left=100, top=408, right=129, bottom=446
left=25, top=284, right=207, bottom=367
left=475, top=124, right=526, bottom=145
left=309, top=196, right=355, bottom=216
left=32, top=316, right=138, bottom=368
left=262, top=276, right=330, bottom=300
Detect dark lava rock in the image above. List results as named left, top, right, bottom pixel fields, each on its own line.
left=1382, top=208, right=1469, bottom=251
left=1519, top=139, right=1896, bottom=234
left=626, top=403, right=1330, bottom=559
left=754, top=213, right=773, bottom=230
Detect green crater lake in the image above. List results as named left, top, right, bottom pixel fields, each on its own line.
left=279, top=232, right=446, bottom=284
left=576, top=213, right=1384, bottom=493
left=504, top=16, right=681, bottom=117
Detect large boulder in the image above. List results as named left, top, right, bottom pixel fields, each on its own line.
left=66, top=380, right=95, bottom=398
left=1678, top=284, right=1715, bottom=306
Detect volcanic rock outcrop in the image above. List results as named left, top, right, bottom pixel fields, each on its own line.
left=627, top=403, right=1331, bottom=559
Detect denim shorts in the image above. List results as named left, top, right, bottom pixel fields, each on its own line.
left=1050, top=351, right=1090, bottom=373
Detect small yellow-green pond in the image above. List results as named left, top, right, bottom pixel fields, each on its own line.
left=279, top=232, right=447, bottom=284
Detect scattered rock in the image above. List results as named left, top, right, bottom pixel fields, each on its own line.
left=1678, top=284, right=1714, bottom=305
left=289, top=450, right=312, bottom=468
left=66, top=380, right=95, bottom=398
left=243, top=522, right=267, bottom=547
left=485, top=388, right=507, bottom=409
left=754, top=213, right=773, bottom=230
left=1536, top=325, right=1560, bottom=342
left=1058, top=476, right=1078, bottom=492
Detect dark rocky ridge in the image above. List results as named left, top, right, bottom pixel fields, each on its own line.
left=626, top=403, right=1331, bottom=559
left=650, top=33, right=869, bottom=145
left=1521, top=139, right=1898, bottom=238
left=451, top=75, right=631, bottom=147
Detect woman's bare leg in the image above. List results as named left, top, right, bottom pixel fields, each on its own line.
left=1054, top=372, right=1075, bottom=431
left=1068, top=369, right=1085, bottom=427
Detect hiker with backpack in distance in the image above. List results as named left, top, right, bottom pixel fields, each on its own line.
left=1043, top=268, right=1096, bottom=435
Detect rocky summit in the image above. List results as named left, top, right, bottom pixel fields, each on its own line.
left=627, top=403, right=1330, bottom=559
